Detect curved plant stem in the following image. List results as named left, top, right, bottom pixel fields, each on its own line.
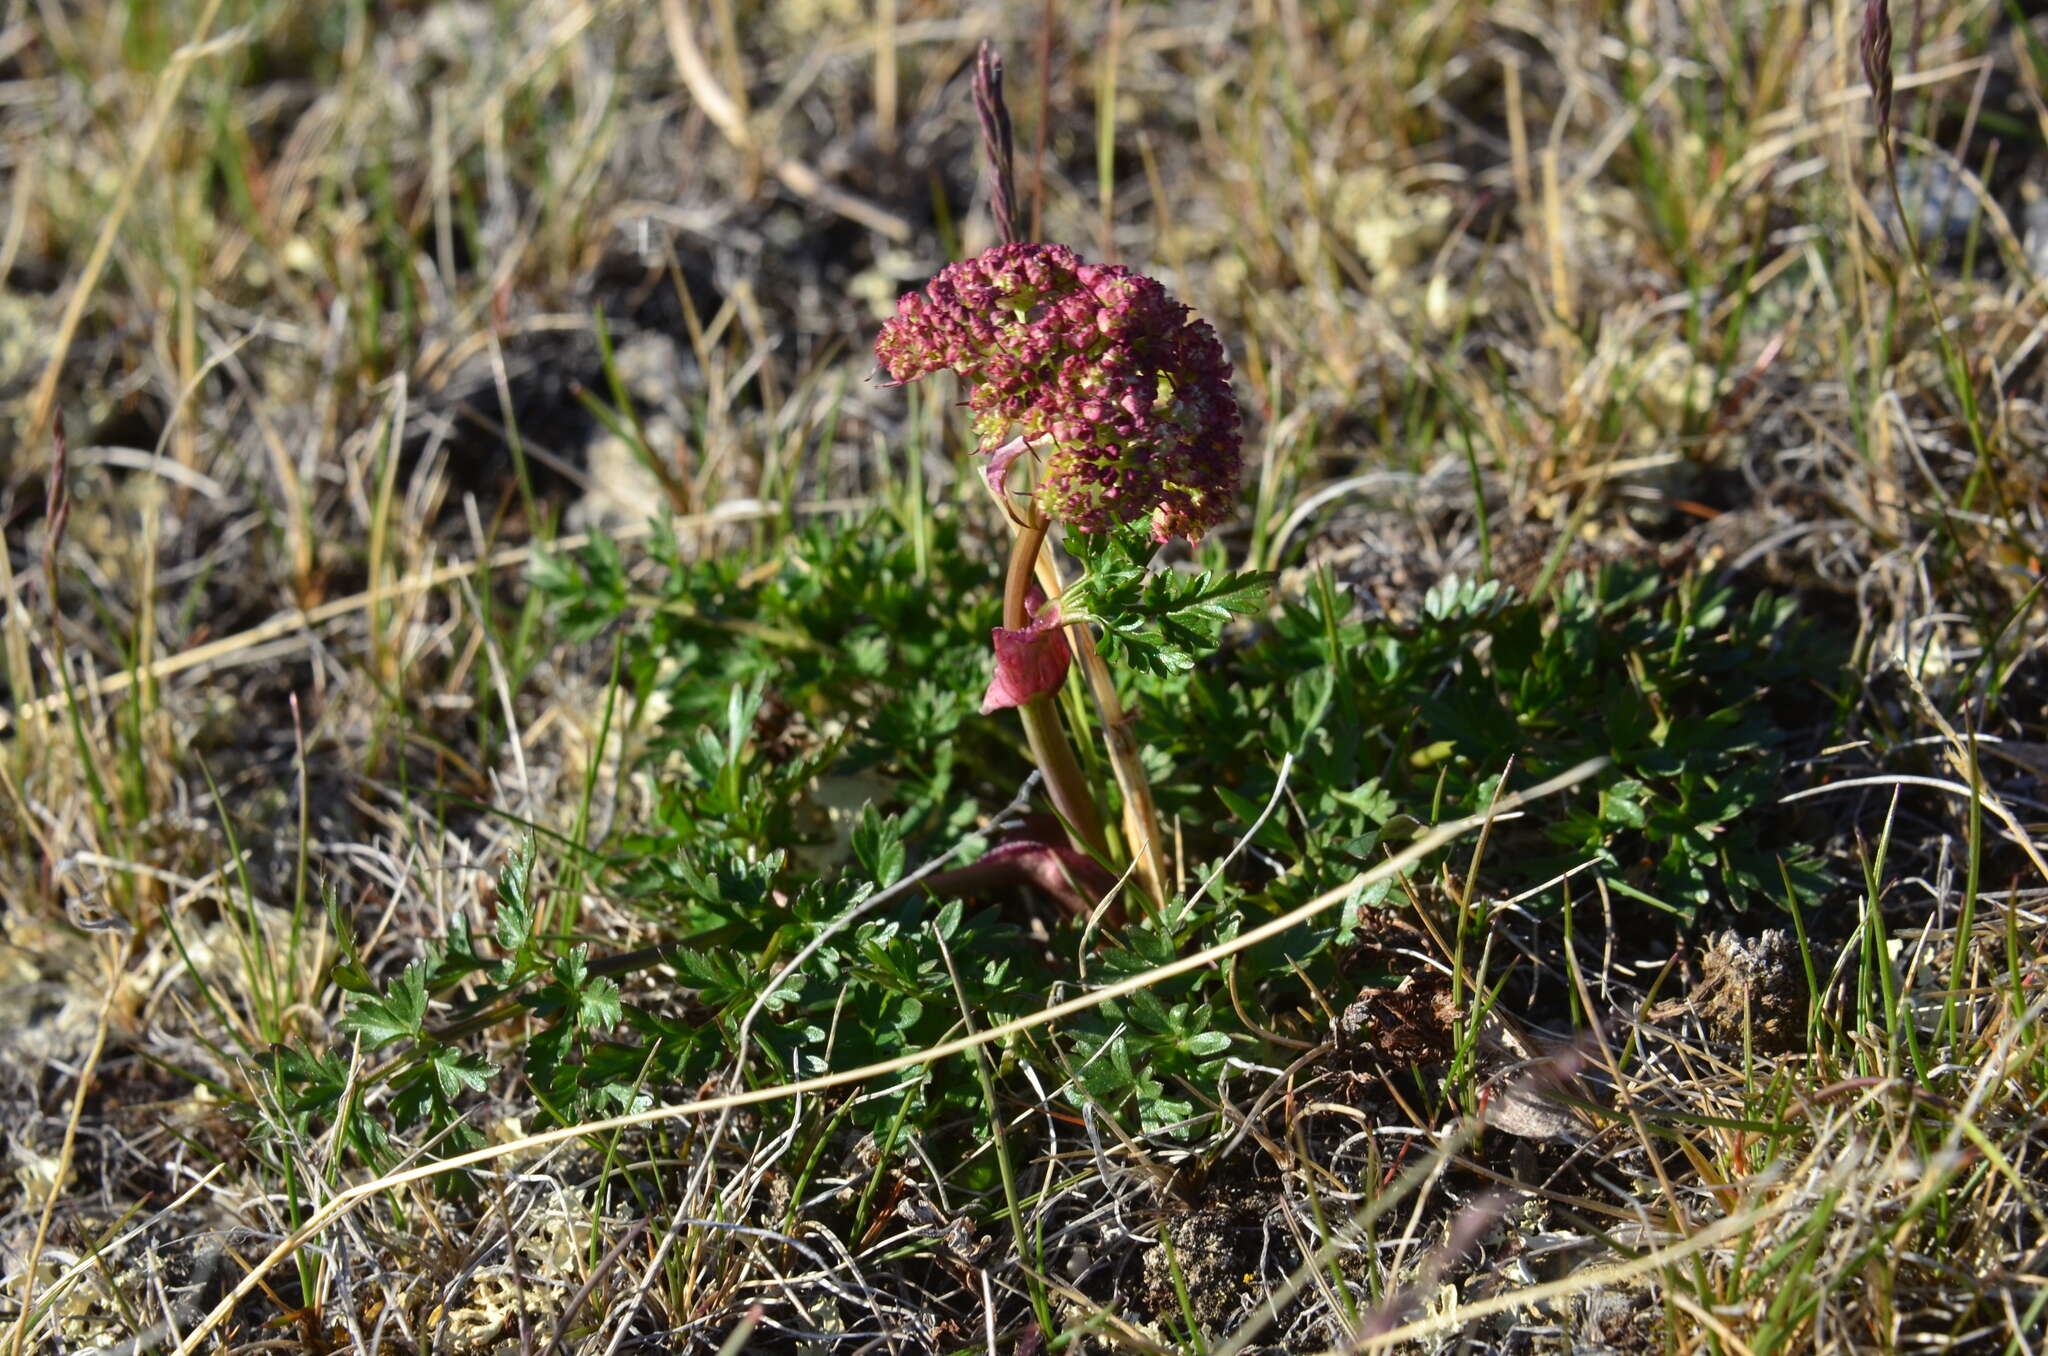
left=1070, top=625, right=1168, bottom=904
left=1005, top=516, right=1109, bottom=863
left=1026, top=551, right=1169, bottom=908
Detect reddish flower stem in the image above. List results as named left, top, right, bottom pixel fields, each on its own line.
left=1005, top=515, right=1109, bottom=864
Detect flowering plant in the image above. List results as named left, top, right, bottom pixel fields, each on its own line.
left=872, top=45, right=1267, bottom=914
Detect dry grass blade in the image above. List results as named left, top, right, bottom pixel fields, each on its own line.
left=21, top=0, right=232, bottom=456
left=166, top=759, right=1609, bottom=1356
left=973, top=41, right=1018, bottom=246
left=4, top=940, right=119, bottom=1356
left=657, top=0, right=912, bottom=242
left=0, top=499, right=863, bottom=735
left=1863, top=0, right=1896, bottom=167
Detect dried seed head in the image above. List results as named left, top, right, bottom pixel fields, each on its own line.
left=875, top=242, right=1242, bottom=543
left=1862, top=0, right=1894, bottom=168
left=972, top=41, right=1018, bottom=246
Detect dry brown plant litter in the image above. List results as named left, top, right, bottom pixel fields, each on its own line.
left=4, top=1, right=2048, bottom=1353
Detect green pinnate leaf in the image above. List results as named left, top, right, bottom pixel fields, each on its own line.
left=1065, top=562, right=1273, bottom=676
left=494, top=840, right=536, bottom=958
left=852, top=802, right=908, bottom=886
left=428, top=1045, right=497, bottom=1100
left=339, top=958, right=430, bottom=1048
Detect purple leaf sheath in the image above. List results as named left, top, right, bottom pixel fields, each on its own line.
left=981, top=585, right=1071, bottom=714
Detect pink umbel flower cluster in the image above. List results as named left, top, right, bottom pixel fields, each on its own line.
left=875, top=243, right=1241, bottom=543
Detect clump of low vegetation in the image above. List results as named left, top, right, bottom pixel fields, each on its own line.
left=2, top=2, right=2045, bottom=1353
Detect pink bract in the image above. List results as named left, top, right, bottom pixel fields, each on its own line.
left=980, top=588, right=1071, bottom=714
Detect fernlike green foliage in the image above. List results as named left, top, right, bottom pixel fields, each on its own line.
left=1139, top=566, right=1839, bottom=918
left=1066, top=893, right=1243, bottom=1133
left=1061, top=526, right=1275, bottom=676
left=530, top=514, right=1003, bottom=841
left=263, top=510, right=1845, bottom=1183
left=256, top=844, right=630, bottom=1177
